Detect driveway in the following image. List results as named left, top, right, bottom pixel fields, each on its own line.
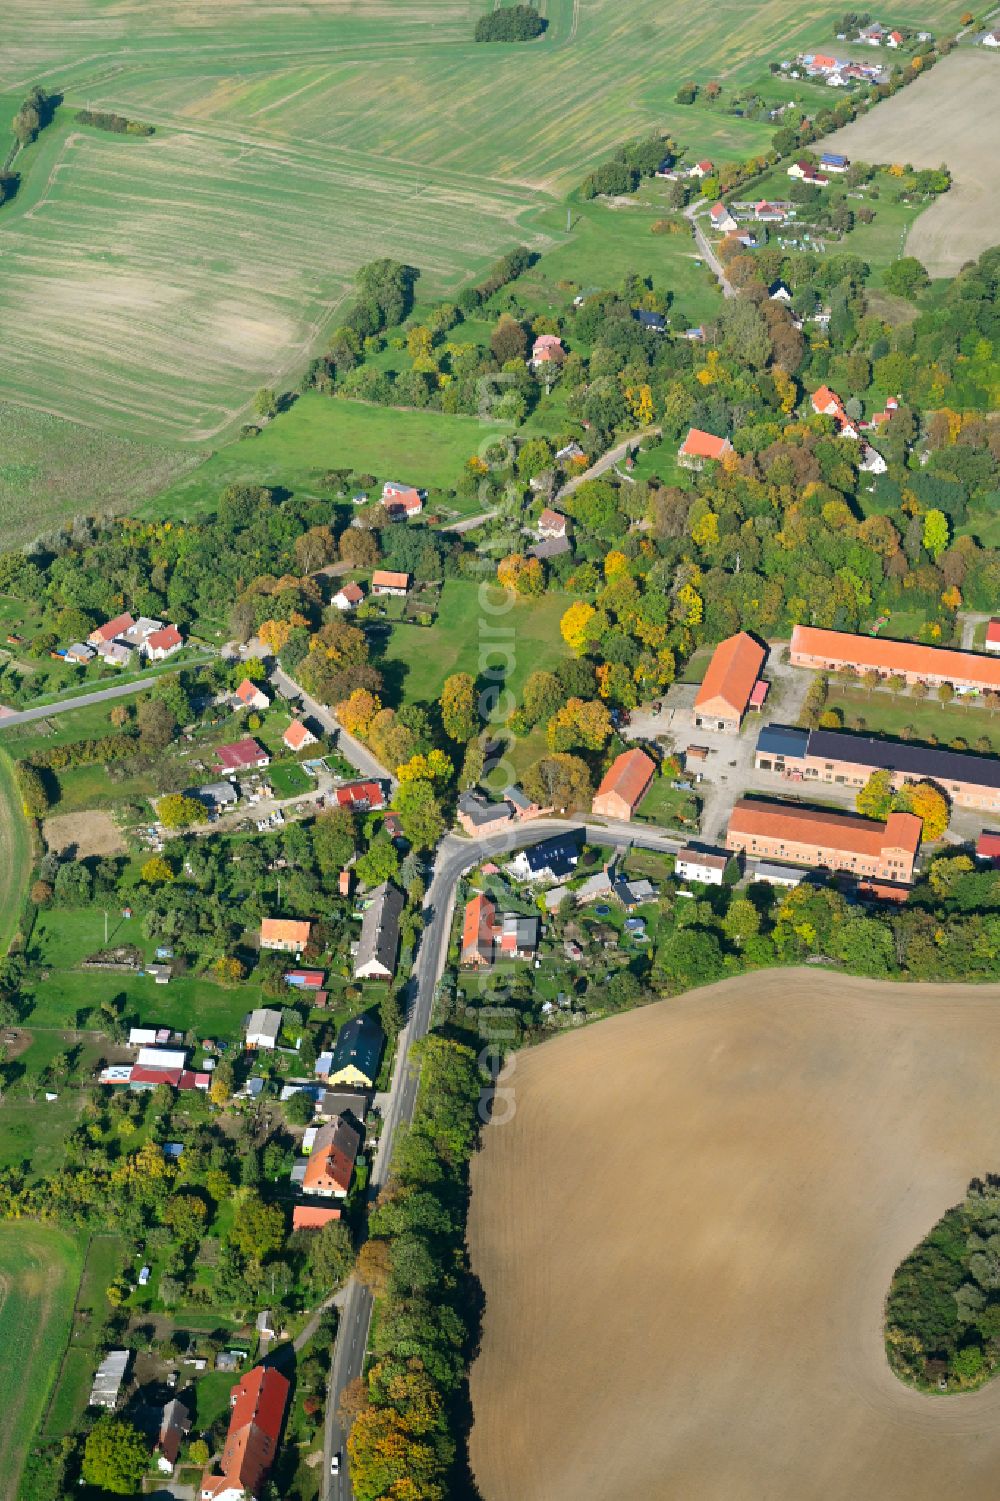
left=623, top=647, right=815, bottom=841
left=684, top=204, right=735, bottom=298
left=554, top=428, right=661, bottom=503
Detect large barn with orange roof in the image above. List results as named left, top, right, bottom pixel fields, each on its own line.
left=790, top=625, right=1000, bottom=694
left=200, top=1365, right=289, bottom=1500
left=693, top=632, right=767, bottom=733
left=726, top=798, right=921, bottom=885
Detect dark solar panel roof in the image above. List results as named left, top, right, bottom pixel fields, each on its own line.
left=756, top=725, right=810, bottom=758
left=808, top=730, right=1000, bottom=789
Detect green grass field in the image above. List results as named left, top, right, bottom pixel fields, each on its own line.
left=0, top=0, right=966, bottom=533
left=825, top=683, right=1000, bottom=753
left=379, top=578, right=570, bottom=707
left=0, top=750, right=32, bottom=956
left=42, top=1233, right=125, bottom=1441
left=0, top=1223, right=83, bottom=1501
left=149, top=393, right=512, bottom=520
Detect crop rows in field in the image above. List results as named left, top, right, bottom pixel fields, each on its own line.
left=0, top=0, right=977, bottom=451
left=0, top=123, right=544, bottom=439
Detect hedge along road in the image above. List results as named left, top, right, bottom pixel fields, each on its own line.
left=0, top=749, right=32, bottom=957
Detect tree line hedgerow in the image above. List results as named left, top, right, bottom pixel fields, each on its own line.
left=74, top=109, right=154, bottom=137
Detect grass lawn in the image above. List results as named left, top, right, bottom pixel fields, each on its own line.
left=268, top=761, right=313, bottom=799
left=0, top=1223, right=84, bottom=1498
left=0, top=1092, right=87, bottom=1178
left=634, top=777, right=700, bottom=831
left=516, top=190, right=724, bottom=330
left=0, top=401, right=195, bottom=548
left=379, top=579, right=570, bottom=709
left=0, top=748, right=32, bottom=956
left=825, top=684, right=1000, bottom=754
left=43, top=1232, right=126, bottom=1438
left=147, top=394, right=513, bottom=522
left=23, top=906, right=264, bottom=1040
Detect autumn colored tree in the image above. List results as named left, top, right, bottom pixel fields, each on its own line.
left=897, top=780, right=949, bottom=841
left=339, top=527, right=380, bottom=568
left=922, top=508, right=949, bottom=561
left=141, top=855, right=175, bottom=885
left=211, top=955, right=247, bottom=987
left=397, top=750, right=452, bottom=784
left=546, top=696, right=612, bottom=752
left=157, top=793, right=207, bottom=830
left=366, top=709, right=416, bottom=771
left=336, top=688, right=382, bottom=738
left=523, top=752, right=592, bottom=811
left=490, top=314, right=527, bottom=365
left=497, top=553, right=544, bottom=596
left=560, top=600, right=597, bottom=655
left=356, top=1237, right=393, bottom=1294
left=347, top=1406, right=446, bottom=1501
left=856, top=769, right=894, bottom=821
left=440, top=672, right=479, bottom=743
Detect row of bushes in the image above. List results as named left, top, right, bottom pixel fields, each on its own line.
left=27, top=733, right=138, bottom=772
left=75, top=109, right=154, bottom=137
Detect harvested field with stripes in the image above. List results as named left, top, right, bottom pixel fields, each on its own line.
left=0, top=0, right=973, bottom=459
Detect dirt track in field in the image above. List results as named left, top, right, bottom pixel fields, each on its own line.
left=468, top=971, right=1000, bottom=1501
left=816, top=50, right=1000, bottom=276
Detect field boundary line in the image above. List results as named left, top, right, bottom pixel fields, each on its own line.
left=37, top=1230, right=110, bottom=1441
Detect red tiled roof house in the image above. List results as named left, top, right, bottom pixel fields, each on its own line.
left=790, top=625, right=1000, bottom=694
left=371, top=570, right=410, bottom=597
left=235, top=679, right=270, bottom=711
left=302, top=1115, right=361, bottom=1198
left=461, top=893, right=496, bottom=967
left=382, top=483, right=423, bottom=519
left=200, top=1365, right=289, bottom=1501
left=591, top=748, right=656, bottom=822
left=677, top=428, right=733, bottom=469
left=283, top=720, right=317, bottom=752
left=146, top=624, right=183, bottom=661
left=260, top=918, right=312, bottom=953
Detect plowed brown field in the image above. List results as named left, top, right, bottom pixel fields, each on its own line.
left=817, top=50, right=1000, bottom=277
left=469, top=971, right=1000, bottom=1501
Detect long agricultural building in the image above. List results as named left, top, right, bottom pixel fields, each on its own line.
left=756, top=726, right=1000, bottom=812
left=790, top=625, right=1000, bottom=695
left=726, top=797, right=922, bottom=884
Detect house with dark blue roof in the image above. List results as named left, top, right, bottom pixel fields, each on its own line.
left=508, top=830, right=583, bottom=884
left=632, top=309, right=666, bottom=333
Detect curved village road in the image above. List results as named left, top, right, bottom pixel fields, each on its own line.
left=685, top=203, right=735, bottom=298
left=324, top=815, right=685, bottom=1499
